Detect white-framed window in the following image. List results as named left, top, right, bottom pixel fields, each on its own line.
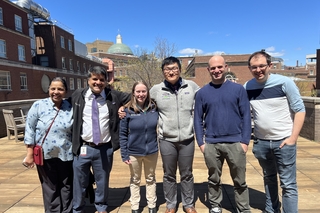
left=0, top=40, right=6, bottom=58
left=83, top=79, right=87, bottom=88
left=62, top=57, right=66, bottom=69
left=18, top=45, right=25, bottom=61
left=77, top=61, right=80, bottom=72
left=83, top=63, right=86, bottom=72
left=69, top=59, right=73, bottom=70
left=68, top=39, right=72, bottom=51
left=114, top=70, right=117, bottom=77
left=77, top=78, right=81, bottom=89
left=69, top=78, right=74, bottom=90
left=15, top=15, right=22, bottom=32
left=20, top=72, right=27, bottom=90
left=0, top=71, right=11, bottom=90
left=0, top=8, right=3, bottom=25
left=60, top=36, right=65, bottom=48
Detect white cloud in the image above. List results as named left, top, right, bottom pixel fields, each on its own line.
left=179, top=48, right=204, bottom=55
left=264, top=46, right=285, bottom=57
left=208, top=51, right=226, bottom=55
left=268, top=52, right=285, bottom=57
left=265, top=46, right=275, bottom=52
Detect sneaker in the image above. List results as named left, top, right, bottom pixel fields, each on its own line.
left=210, top=207, right=222, bottom=213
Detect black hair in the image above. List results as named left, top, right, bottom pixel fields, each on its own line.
left=248, top=50, right=272, bottom=66
left=50, top=77, right=68, bottom=91
left=161, top=56, right=181, bottom=71
left=87, top=66, right=107, bottom=81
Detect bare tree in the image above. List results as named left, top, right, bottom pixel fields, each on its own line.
left=153, top=36, right=177, bottom=60
left=114, top=37, right=177, bottom=91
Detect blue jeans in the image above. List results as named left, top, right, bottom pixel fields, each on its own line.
left=252, top=138, right=297, bottom=213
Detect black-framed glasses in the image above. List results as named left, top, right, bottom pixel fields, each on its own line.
left=163, top=66, right=179, bottom=73
left=250, top=64, right=269, bottom=71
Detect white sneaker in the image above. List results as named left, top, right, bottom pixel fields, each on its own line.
left=210, top=207, right=222, bottom=213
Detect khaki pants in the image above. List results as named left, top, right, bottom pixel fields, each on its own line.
left=129, top=152, right=158, bottom=210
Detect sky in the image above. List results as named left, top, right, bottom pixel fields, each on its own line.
left=31, top=0, right=320, bottom=66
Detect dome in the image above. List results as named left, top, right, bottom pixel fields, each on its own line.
left=107, top=33, right=133, bottom=55
left=107, top=43, right=133, bottom=55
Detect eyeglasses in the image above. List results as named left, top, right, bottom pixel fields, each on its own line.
left=250, top=64, right=269, bottom=71
left=163, top=66, right=179, bottom=73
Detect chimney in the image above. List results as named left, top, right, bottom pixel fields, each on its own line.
left=296, top=60, right=298, bottom=67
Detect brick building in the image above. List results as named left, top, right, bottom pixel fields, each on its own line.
left=180, top=54, right=316, bottom=96
left=0, top=0, right=107, bottom=101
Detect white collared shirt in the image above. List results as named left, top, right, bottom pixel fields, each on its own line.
left=81, top=89, right=110, bottom=143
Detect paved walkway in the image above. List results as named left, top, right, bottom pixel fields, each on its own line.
left=0, top=135, right=319, bottom=213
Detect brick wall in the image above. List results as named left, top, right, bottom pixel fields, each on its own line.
left=300, top=97, right=320, bottom=142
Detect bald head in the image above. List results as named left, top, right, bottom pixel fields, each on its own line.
left=208, top=55, right=225, bottom=67
left=207, top=55, right=228, bottom=85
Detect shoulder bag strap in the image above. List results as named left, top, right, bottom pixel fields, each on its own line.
left=40, top=108, right=60, bottom=147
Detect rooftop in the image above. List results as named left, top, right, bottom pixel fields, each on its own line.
left=0, top=135, right=319, bottom=212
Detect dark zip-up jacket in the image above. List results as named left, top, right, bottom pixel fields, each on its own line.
left=119, top=106, right=159, bottom=161
left=71, top=87, right=130, bottom=155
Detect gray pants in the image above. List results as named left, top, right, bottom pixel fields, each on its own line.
left=159, top=138, right=195, bottom=209
left=204, top=142, right=251, bottom=213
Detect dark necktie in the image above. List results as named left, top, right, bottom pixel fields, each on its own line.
left=92, top=94, right=101, bottom=145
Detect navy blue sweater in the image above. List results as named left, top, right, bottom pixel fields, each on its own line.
left=194, top=80, right=251, bottom=146
left=119, top=106, right=159, bottom=161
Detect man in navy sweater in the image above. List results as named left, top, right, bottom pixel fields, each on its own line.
left=194, top=55, right=252, bottom=213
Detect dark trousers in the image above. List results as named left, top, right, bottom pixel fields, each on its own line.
left=72, top=142, right=113, bottom=213
left=37, top=158, right=73, bottom=213
left=159, top=139, right=195, bottom=209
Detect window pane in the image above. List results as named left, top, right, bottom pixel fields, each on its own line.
left=20, top=72, right=27, bottom=90
left=69, top=78, right=74, bottom=90
left=18, top=45, right=25, bottom=61
left=0, top=40, right=6, bottom=58
left=61, top=36, right=65, bottom=48
left=15, top=15, right=22, bottom=32
left=0, top=8, right=3, bottom=25
left=68, top=40, right=72, bottom=51
left=69, top=59, right=73, bottom=70
left=77, top=78, right=81, bottom=89
left=0, top=71, right=11, bottom=90
left=62, top=57, right=66, bottom=69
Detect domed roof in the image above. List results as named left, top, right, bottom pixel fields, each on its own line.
left=107, top=34, right=133, bottom=55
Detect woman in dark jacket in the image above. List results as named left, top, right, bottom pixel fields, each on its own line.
left=119, top=81, right=159, bottom=213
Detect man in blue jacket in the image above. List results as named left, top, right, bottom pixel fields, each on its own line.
left=194, top=55, right=252, bottom=213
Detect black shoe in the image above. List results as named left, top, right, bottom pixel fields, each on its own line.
left=132, top=210, right=139, bottom=213
left=149, top=207, right=157, bottom=213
